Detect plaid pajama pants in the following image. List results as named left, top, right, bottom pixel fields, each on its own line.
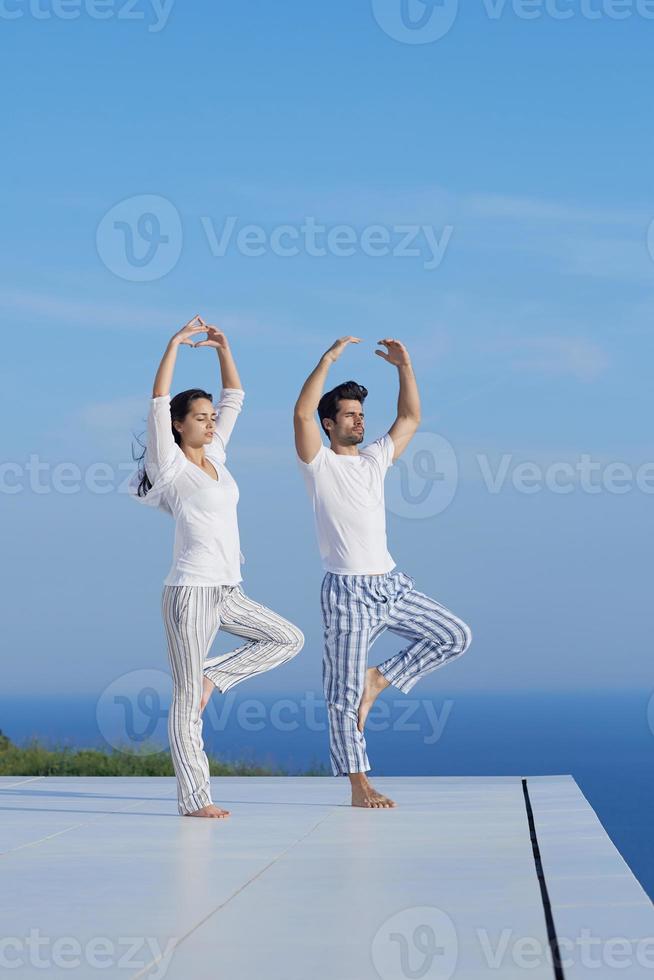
left=320, top=569, right=472, bottom=776
left=162, top=584, right=304, bottom=814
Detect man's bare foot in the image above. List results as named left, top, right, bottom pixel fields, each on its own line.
left=184, top=804, right=230, bottom=818
left=357, top=666, right=390, bottom=733
left=200, top=675, right=215, bottom=715
left=349, top=774, right=396, bottom=809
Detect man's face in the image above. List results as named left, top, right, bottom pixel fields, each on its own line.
left=326, top=398, right=365, bottom=446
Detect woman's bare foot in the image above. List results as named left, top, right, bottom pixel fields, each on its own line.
left=200, top=675, right=215, bottom=715
left=357, top=666, right=390, bottom=733
left=184, top=804, right=230, bottom=818
left=349, top=773, right=396, bottom=808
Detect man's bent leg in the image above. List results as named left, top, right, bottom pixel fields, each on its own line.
left=377, top=574, right=473, bottom=694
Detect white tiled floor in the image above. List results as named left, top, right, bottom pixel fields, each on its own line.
left=0, top=775, right=651, bottom=979
left=527, top=776, right=654, bottom=979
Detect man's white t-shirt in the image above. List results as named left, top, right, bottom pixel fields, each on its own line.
left=297, top=434, right=396, bottom=575
left=128, top=388, right=245, bottom=586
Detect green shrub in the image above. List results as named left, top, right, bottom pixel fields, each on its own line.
left=0, top=729, right=297, bottom=777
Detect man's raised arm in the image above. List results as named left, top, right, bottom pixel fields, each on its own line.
left=293, top=336, right=361, bottom=463
left=375, top=338, right=421, bottom=461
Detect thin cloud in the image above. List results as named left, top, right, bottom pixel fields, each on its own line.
left=79, top=394, right=149, bottom=433
left=463, top=192, right=646, bottom=227
left=0, top=288, right=172, bottom=329
left=194, top=180, right=646, bottom=228
left=558, top=236, right=654, bottom=282
left=505, top=336, right=609, bottom=382
left=0, top=287, right=328, bottom=346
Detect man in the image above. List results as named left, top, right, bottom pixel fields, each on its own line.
left=294, top=336, right=472, bottom=809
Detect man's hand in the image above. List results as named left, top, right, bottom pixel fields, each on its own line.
left=375, top=338, right=411, bottom=367
left=294, top=337, right=360, bottom=464
left=323, top=336, right=362, bottom=364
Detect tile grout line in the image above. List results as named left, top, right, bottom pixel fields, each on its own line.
left=131, top=804, right=341, bottom=980
left=0, top=783, right=178, bottom=858
left=0, top=776, right=45, bottom=789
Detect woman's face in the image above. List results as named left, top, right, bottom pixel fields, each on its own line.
left=174, top=398, right=216, bottom=448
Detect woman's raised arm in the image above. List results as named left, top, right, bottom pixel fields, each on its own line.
left=194, top=324, right=242, bottom=389
left=147, top=315, right=208, bottom=480
left=194, top=325, right=244, bottom=451
left=152, top=314, right=207, bottom=397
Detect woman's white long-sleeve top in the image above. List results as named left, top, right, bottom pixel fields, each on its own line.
left=128, top=388, right=245, bottom=586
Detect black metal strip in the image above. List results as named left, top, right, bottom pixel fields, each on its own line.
left=522, top=777, right=566, bottom=980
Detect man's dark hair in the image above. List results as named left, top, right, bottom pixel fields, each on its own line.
left=317, top=380, right=368, bottom=436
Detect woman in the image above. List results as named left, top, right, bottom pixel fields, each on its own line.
left=129, top=315, right=304, bottom=819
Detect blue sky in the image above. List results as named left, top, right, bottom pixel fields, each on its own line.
left=2, top=0, right=654, bottom=698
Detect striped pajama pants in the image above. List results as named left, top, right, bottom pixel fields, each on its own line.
left=320, top=569, right=472, bottom=776
left=162, top=584, right=304, bottom=815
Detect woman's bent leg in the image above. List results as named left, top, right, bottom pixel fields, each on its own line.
left=203, top=585, right=304, bottom=693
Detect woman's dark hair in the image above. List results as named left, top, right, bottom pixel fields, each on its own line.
left=132, top=388, right=213, bottom=497
left=317, top=380, right=368, bottom=436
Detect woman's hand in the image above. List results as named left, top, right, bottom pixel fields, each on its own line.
left=172, top=314, right=208, bottom=348
left=153, top=315, right=207, bottom=398
left=194, top=325, right=230, bottom=351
